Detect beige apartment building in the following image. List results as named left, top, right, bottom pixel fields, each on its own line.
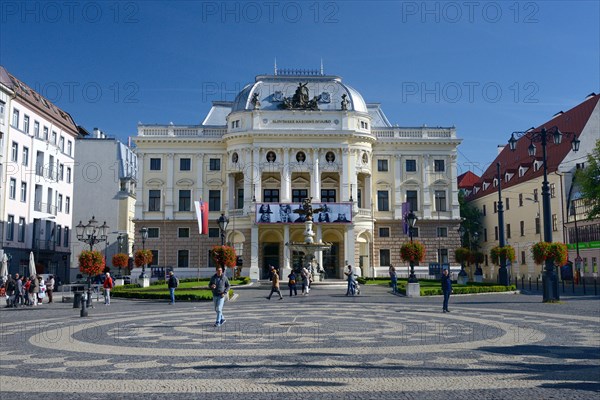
left=133, top=69, right=463, bottom=280
left=465, top=93, right=600, bottom=281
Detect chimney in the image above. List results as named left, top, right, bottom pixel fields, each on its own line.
left=497, top=144, right=506, bottom=155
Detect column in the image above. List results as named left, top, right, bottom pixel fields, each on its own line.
left=394, top=154, right=402, bottom=219
left=345, top=225, right=355, bottom=273
left=316, top=224, right=323, bottom=270
left=348, top=149, right=358, bottom=212
left=253, top=147, right=261, bottom=203
left=311, top=149, right=320, bottom=201
left=282, top=147, right=291, bottom=202
left=243, top=149, right=252, bottom=214
left=249, top=224, right=260, bottom=281
left=228, top=174, right=235, bottom=212
left=450, top=153, right=460, bottom=219
left=195, top=153, right=204, bottom=203
left=135, top=153, right=145, bottom=220
left=341, top=148, right=350, bottom=202
left=422, top=154, right=431, bottom=219
left=165, top=153, right=174, bottom=219
left=282, top=225, right=291, bottom=277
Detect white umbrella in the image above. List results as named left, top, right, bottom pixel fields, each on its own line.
left=29, top=251, right=37, bottom=277
left=0, top=253, right=8, bottom=280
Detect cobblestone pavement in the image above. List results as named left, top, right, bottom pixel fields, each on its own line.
left=1, top=284, right=599, bottom=399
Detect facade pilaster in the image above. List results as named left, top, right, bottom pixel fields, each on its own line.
left=165, top=153, right=174, bottom=219
left=311, top=148, right=320, bottom=201
left=282, top=147, right=291, bottom=202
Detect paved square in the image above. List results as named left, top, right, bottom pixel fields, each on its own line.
left=1, top=284, right=599, bottom=399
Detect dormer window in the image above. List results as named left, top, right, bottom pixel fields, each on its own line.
left=493, top=178, right=498, bottom=187
left=483, top=182, right=490, bottom=191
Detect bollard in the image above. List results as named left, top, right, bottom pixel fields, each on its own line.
left=514, top=276, right=518, bottom=288
left=521, top=276, right=525, bottom=289
left=572, top=278, right=575, bottom=294
left=536, top=278, right=539, bottom=290
left=562, top=279, right=565, bottom=293
left=73, top=292, right=82, bottom=308
left=595, top=279, right=597, bottom=296
left=583, top=278, right=586, bottom=295
left=528, top=277, right=532, bottom=291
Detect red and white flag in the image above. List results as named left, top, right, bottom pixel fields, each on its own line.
left=194, top=200, right=209, bottom=235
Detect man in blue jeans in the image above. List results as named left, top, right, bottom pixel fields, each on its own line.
left=167, top=271, right=178, bottom=304
left=441, top=268, right=453, bottom=313
left=209, top=267, right=230, bottom=327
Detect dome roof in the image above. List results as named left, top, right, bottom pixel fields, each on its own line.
left=231, top=74, right=368, bottom=113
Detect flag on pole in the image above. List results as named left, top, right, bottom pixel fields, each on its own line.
left=194, top=201, right=209, bottom=235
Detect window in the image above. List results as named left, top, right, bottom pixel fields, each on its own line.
left=55, top=225, right=61, bottom=246
left=437, top=227, right=448, bottom=237
left=321, top=189, right=336, bottom=203
left=150, top=250, right=159, bottom=266
left=550, top=183, right=556, bottom=198
left=406, top=159, right=416, bottom=172
left=180, top=158, right=191, bottom=171
left=67, top=140, right=72, bottom=156
left=237, top=188, right=244, bottom=209
left=178, top=250, right=189, bottom=268
left=357, top=189, right=362, bottom=208
left=434, top=190, right=446, bottom=211
left=521, top=251, right=526, bottom=265
left=505, top=198, right=510, bottom=210
left=149, top=190, right=161, bottom=211
left=43, top=126, right=48, bottom=140
left=520, top=221, right=525, bottom=236
left=493, top=201, right=497, bottom=213
left=434, top=159, right=445, bottom=172
left=179, top=190, right=191, bottom=212
left=18, top=217, right=25, bottom=242
left=485, top=255, right=489, bottom=266
left=379, top=227, right=390, bottom=237
left=494, top=226, right=498, bottom=240
left=64, top=227, right=70, bottom=247
left=483, top=228, right=487, bottom=242
left=377, top=159, right=388, bottom=172
left=506, top=224, right=511, bottom=239
left=12, top=109, right=19, bottom=128
left=59, top=136, right=65, bottom=152
left=519, top=193, right=523, bottom=207
left=57, top=194, right=63, bottom=212
left=379, top=249, right=391, bottom=267
left=209, top=190, right=221, bottom=211
left=406, top=190, right=418, bottom=211
left=263, top=189, right=279, bottom=203
left=377, top=191, right=389, bottom=211
left=51, top=131, right=57, bottom=144
left=209, top=158, right=221, bottom=171
left=11, top=142, right=18, bottom=162
left=6, top=215, right=14, bottom=241
left=150, top=158, right=161, bottom=170
left=147, top=228, right=160, bottom=238
left=65, top=197, right=70, bottom=214
left=66, top=167, right=72, bottom=183
left=34, top=121, right=40, bottom=137
left=439, top=249, right=449, bottom=264
left=22, top=147, right=29, bottom=166
left=535, top=217, right=540, bottom=234
left=292, top=189, right=308, bottom=203
left=24, top=115, right=30, bottom=133
left=533, top=189, right=538, bottom=202
left=9, top=178, right=16, bottom=199
left=178, top=228, right=190, bottom=238
left=482, top=205, right=486, bottom=216
left=208, top=228, right=220, bottom=238
left=20, top=182, right=26, bottom=202
left=0, top=100, right=4, bottom=118
left=552, top=214, right=558, bottom=231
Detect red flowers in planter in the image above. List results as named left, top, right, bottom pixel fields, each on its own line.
left=79, top=250, right=106, bottom=276
left=400, top=241, right=426, bottom=263
left=211, top=245, right=237, bottom=269
left=531, top=242, right=568, bottom=266
left=134, top=250, right=153, bottom=268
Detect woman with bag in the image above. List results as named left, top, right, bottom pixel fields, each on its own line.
left=103, top=272, right=114, bottom=305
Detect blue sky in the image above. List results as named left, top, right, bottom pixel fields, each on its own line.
left=1, top=1, right=598, bottom=175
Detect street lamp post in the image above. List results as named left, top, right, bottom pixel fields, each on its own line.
left=407, top=212, right=418, bottom=283
left=496, top=162, right=509, bottom=286
left=216, top=213, right=230, bottom=277
left=508, top=126, right=580, bottom=302
left=139, top=227, right=148, bottom=278
left=75, top=216, right=108, bottom=317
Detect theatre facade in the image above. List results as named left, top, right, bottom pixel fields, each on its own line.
left=133, top=70, right=462, bottom=280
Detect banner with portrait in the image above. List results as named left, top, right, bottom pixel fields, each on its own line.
left=256, top=202, right=352, bottom=224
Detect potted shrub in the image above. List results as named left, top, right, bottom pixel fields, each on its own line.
left=211, top=245, right=237, bottom=277
left=531, top=242, right=568, bottom=266
left=134, top=250, right=153, bottom=286
left=470, top=251, right=485, bottom=281
left=400, top=241, right=426, bottom=295
left=112, top=253, right=129, bottom=285
left=79, top=250, right=106, bottom=290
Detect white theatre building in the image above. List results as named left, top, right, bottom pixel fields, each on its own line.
left=133, top=69, right=462, bottom=280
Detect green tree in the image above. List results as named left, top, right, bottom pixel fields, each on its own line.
left=459, top=191, right=483, bottom=249
left=576, top=139, right=600, bottom=219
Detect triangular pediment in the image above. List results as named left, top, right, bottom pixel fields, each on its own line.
left=263, top=176, right=280, bottom=185
left=321, top=176, right=338, bottom=185
left=292, top=176, right=310, bottom=186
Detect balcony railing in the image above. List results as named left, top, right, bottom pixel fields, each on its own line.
left=34, top=239, right=56, bottom=252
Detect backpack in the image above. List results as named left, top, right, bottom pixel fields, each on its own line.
left=174, top=277, right=179, bottom=288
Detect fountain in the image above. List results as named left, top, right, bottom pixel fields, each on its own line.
left=286, top=198, right=332, bottom=282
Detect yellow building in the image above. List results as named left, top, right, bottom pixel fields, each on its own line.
left=133, top=70, right=462, bottom=280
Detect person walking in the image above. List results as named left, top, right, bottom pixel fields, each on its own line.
left=389, top=265, right=398, bottom=294
left=209, top=267, right=230, bottom=327
left=288, top=270, right=298, bottom=296
left=266, top=266, right=283, bottom=300
left=441, top=268, right=453, bottom=313
left=167, top=271, right=179, bottom=304
left=29, top=275, right=40, bottom=306
left=46, top=275, right=55, bottom=303
left=103, top=272, right=114, bottom=305
left=345, top=265, right=354, bottom=296
left=300, top=267, right=310, bottom=295
left=14, top=273, right=22, bottom=307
